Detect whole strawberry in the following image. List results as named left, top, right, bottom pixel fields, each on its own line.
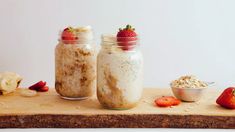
left=116, top=24, right=137, bottom=51
left=61, top=27, right=78, bottom=44
left=216, top=87, right=235, bottom=109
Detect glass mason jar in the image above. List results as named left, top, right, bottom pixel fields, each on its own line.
left=97, top=35, right=143, bottom=110
left=55, top=28, right=96, bottom=100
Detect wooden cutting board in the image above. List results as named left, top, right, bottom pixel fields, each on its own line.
left=0, top=88, right=234, bottom=128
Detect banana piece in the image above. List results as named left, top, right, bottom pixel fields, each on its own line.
left=19, top=89, right=37, bottom=97
left=76, top=25, right=92, bottom=32
left=0, top=76, right=18, bottom=95
left=0, top=72, right=22, bottom=95
left=1, top=72, right=22, bottom=87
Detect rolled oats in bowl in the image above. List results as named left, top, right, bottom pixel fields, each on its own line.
left=170, top=75, right=208, bottom=89
left=170, top=75, right=212, bottom=102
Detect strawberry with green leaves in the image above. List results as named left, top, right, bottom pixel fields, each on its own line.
left=61, top=27, right=78, bottom=44
left=116, top=24, right=137, bottom=51
left=216, top=87, right=235, bottom=109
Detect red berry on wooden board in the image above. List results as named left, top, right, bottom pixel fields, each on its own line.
left=216, top=87, right=235, bottom=109
left=29, top=81, right=46, bottom=91
left=116, top=24, right=137, bottom=51
left=155, top=96, right=181, bottom=107
left=172, top=97, right=181, bottom=105
left=38, top=86, right=49, bottom=92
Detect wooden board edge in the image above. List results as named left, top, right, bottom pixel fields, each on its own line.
left=0, top=114, right=234, bottom=128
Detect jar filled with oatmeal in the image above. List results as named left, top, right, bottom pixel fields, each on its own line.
left=97, top=25, right=143, bottom=110
left=55, top=26, right=96, bottom=100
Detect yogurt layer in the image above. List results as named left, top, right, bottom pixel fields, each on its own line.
left=97, top=36, right=143, bottom=109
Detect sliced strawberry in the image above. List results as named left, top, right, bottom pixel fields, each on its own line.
left=116, top=24, right=137, bottom=51
left=155, top=96, right=181, bottom=107
left=29, top=81, right=46, bottom=91
left=155, top=97, right=173, bottom=107
left=38, top=86, right=49, bottom=92
left=172, top=98, right=181, bottom=105
left=61, top=27, right=78, bottom=44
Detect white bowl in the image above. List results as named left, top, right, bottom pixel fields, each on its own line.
left=171, top=82, right=214, bottom=102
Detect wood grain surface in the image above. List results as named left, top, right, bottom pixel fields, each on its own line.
left=0, top=88, right=234, bottom=128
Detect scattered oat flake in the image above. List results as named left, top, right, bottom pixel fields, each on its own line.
left=75, top=106, right=80, bottom=109
left=142, top=100, right=151, bottom=103
left=187, top=106, right=194, bottom=109
left=0, top=102, right=8, bottom=108
left=39, top=103, right=53, bottom=107
left=170, top=106, right=176, bottom=108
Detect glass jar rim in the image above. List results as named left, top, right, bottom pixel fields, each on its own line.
left=101, top=34, right=139, bottom=51
left=101, top=34, right=139, bottom=44
left=58, top=39, right=94, bottom=45
left=58, top=30, right=94, bottom=45
left=58, top=29, right=94, bottom=39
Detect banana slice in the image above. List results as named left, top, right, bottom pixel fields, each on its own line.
left=1, top=72, right=22, bottom=87
left=0, top=77, right=18, bottom=95
left=0, top=72, right=23, bottom=95
left=76, top=25, right=92, bottom=32
left=19, top=89, right=37, bottom=97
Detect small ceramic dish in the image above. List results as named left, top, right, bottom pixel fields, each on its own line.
left=171, top=82, right=215, bottom=102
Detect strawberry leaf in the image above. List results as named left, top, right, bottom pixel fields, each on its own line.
left=233, top=89, right=235, bottom=96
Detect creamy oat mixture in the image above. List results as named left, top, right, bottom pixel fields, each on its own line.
left=55, top=26, right=96, bottom=99
left=170, top=75, right=208, bottom=88
left=97, top=35, right=143, bottom=109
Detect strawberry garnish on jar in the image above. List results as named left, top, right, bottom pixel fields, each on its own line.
left=116, top=24, right=137, bottom=51
left=61, top=27, right=78, bottom=44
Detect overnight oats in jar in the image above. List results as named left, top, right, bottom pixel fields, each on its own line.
left=55, top=26, right=96, bottom=100
left=97, top=25, right=143, bottom=110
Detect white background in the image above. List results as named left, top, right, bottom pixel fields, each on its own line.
left=0, top=0, right=235, bottom=89
left=0, top=0, right=235, bottom=131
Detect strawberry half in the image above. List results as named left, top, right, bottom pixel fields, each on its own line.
left=61, top=27, right=78, bottom=44
left=38, top=86, right=49, bottom=92
left=154, top=96, right=181, bottom=107
left=116, top=24, right=137, bottom=51
left=216, top=87, right=235, bottom=109
left=29, top=81, right=46, bottom=91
